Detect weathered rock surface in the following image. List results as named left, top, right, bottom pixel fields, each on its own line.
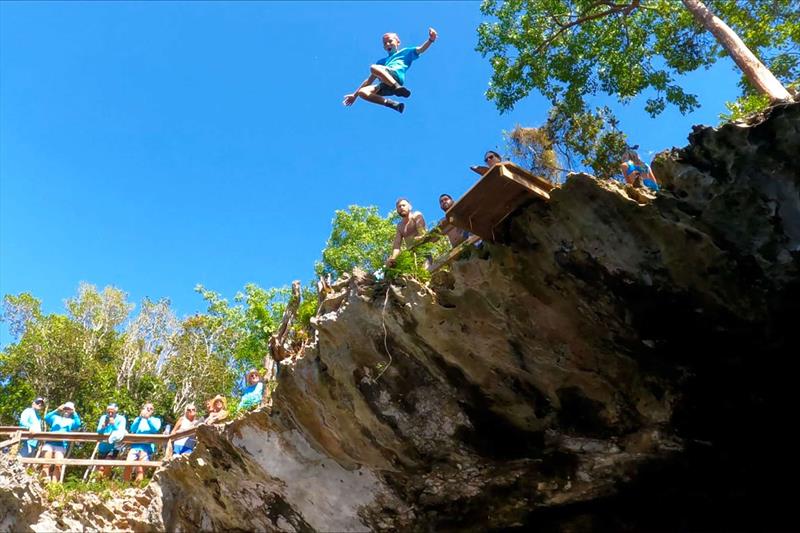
left=2, top=101, right=798, bottom=531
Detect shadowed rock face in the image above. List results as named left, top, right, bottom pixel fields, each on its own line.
left=153, top=103, right=798, bottom=532
left=3, top=102, right=798, bottom=532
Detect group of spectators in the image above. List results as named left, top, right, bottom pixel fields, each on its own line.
left=385, top=147, right=659, bottom=267
left=16, top=368, right=265, bottom=483
left=385, top=151, right=509, bottom=266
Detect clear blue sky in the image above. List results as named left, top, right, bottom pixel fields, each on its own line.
left=0, top=1, right=740, bottom=344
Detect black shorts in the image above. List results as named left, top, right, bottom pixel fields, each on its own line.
left=375, top=82, right=404, bottom=96
left=98, top=448, right=120, bottom=459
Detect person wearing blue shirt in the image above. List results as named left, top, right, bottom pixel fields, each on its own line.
left=18, top=397, right=45, bottom=458
left=124, top=402, right=162, bottom=482
left=95, top=402, right=126, bottom=478
left=343, top=28, right=438, bottom=114
left=238, top=369, right=264, bottom=411
left=42, top=402, right=81, bottom=483
left=620, top=146, right=660, bottom=191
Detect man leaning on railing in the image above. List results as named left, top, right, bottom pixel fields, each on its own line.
left=18, top=396, right=44, bottom=458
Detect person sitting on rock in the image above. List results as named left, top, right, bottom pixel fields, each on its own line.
left=620, top=146, right=659, bottom=191
left=238, top=369, right=264, bottom=411
left=124, top=402, right=161, bottom=482
left=386, top=197, right=426, bottom=267
left=96, top=402, right=127, bottom=478
left=205, top=394, right=229, bottom=424
left=42, top=401, right=81, bottom=483
left=18, top=396, right=44, bottom=458
left=171, top=403, right=199, bottom=455
left=343, top=28, right=437, bottom=114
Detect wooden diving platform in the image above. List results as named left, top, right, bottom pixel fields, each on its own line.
left=446, top=162, right=554, bottom=242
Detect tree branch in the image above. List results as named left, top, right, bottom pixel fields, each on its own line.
left=535, top=0, right=641, bottom=56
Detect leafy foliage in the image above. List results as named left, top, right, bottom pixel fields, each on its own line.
left=385, top=231, right=450, bottom=283
left=316, top=205, right=397, bottom=280
left=477, top=0, right=799, bottom=174
left=0, top=201, right=452, bottom=432
left=504, top=124, right=562, bottom=182
left=0, top=281, right=291, bottom=428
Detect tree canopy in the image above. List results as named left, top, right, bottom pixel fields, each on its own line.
left=0, top=203, right=446, bottom=427
left=477, top=0, right=799, bottom=175
left=316, top=205, right=397, bottom=280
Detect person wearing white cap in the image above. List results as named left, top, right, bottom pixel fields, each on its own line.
left=42, top=401, right=81, bottom=482
left=95, top=402, right=127, bottom=478
left=18, top=397, right=45, bottom=457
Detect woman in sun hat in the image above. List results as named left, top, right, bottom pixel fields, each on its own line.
left=205, top=394, right=229, bottom=424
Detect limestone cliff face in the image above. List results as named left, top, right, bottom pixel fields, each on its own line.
left=3, top=101, right=798, bottom=532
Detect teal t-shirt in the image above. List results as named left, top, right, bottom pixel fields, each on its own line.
left=44, top=410, right=81, bottom=449
left=128, top=416, right=162, bottom=455
left=19, top=407, right=42, bottom=448
left=96, top=414, right=127, bottom=454
left=376, top=47, right=420, bottom=85
left=239, top=382, right=264, bottom=410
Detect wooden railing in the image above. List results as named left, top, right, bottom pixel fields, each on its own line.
left=1, top=427, right=197, bottom=481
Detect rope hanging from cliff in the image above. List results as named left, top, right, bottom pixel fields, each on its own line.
left=375, top=286, right=393, bottom=382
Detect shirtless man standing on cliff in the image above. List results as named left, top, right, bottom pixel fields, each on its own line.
left=386, top=198, right=426, bottom=267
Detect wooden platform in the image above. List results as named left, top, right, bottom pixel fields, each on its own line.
left=446, top=162, right=554, bottom=242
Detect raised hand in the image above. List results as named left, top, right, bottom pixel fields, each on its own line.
left=428, top=28, right=438, bottom=42
left=343, top=93, right=357, bottom=106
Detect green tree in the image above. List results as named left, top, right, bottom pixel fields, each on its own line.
left=316, top=205, right=397, bottom=280
left=161, top=314, right=237, bottom=416
left=195, top=283, right=288, bottom=378
left=477, top=0, right=798, bottom=173
left=117, top=298, right=179, bottom=405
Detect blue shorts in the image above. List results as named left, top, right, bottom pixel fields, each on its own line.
left=643, top=178, right=659, bottom=191
left=20, top=442, right=38, bottom=457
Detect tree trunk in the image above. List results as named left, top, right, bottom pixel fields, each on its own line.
left=263, top=281, right=302, bottom=407
left=681, top=0, right=791, bottom=102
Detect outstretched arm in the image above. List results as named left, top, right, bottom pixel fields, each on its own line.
left=416, top=28, right=437, bottom=55
left=387, top=228, right=403, bottom=266
left=343, top=75, right=377, bottom=106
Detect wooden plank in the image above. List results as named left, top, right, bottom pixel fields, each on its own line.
left=445, top=162, right=554, bottom=242
left=20, top=458, right=162, bottom=468
left=83, top=441, right=101, bottom=482
left=0, top=434, right=22, bottom=449
left=429, top=235, right=481, bottom=273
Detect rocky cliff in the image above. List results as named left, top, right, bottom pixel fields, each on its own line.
left=3, top=101, right=798, bottom=532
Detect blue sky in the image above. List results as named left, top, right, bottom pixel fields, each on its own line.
left=0, top=2, right=740, bottom=344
